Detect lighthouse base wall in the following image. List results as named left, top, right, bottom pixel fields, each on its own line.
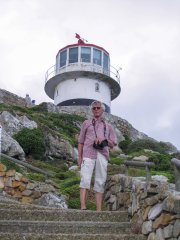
left=57, top=98, right=110, bottom=113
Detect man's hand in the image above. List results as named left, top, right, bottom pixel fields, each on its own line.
left=94, top=137, right=104, bottom=144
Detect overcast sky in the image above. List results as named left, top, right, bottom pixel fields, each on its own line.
left=0, top=0, right=180, bottom=149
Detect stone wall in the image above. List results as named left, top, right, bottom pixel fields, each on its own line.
left=0, top=88, right=27, bottom=107
left=105, top=174, right=180, bottom=240
left=0, top=163, right=67, bottom=208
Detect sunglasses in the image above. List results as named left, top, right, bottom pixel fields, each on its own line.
left=92, top=107, right=101, bottom=110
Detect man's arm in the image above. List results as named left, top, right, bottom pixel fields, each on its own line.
left=78, top=143, right=84, bottom=167
left=107, top=124, right=117, bottom=149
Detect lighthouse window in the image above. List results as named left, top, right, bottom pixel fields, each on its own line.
left=103, top=53, right=109, bottom=72
left=69, top=47, right=78, bottom=63
left=93, top=48, right=101, bottom=66
left=81, top=47, right=91, bottom=62
left=60, top=50, right=67, bottom=67
left=95, top=82, right=100, bottom=92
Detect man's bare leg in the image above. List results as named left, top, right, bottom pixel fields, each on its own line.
left=96, top=192, right=103, bottom=211
left=80, top=188, right=88, bottom=210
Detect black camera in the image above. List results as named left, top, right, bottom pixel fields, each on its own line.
left=93, top=139, right=108, bottom=150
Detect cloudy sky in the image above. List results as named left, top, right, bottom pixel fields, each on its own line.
left=1, top=0, right=180, bottom=149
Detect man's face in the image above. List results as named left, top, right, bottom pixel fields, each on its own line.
left=92, top=103, right=104, bottom=118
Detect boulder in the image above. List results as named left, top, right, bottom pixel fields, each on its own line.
left=132, top=155, right=149, bottom=162
left=0, top=111, right=37, bottom=136
left=1, top=129, right=25, bottom=160
left=69, top=165, right=79, bottom=171
left=45, top=133, right=74, bottom=160
left=0, top=110, right=40, bottom=160
left=151, top=175, right=168, bottom=182
left=34, top=192, right=68, bottom=209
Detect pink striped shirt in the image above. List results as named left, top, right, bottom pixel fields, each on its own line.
left=78, top=118, right=117, bottom=160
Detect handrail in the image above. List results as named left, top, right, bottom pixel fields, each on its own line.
left=0, top=153, right=53, bottom=177
left=171, top=158, right=180, bottom=168
left=124, top=160, right=155, bottom=182
left=45, top=62, right=120, bottom=86
left=171, top=158, right=180, bottom=191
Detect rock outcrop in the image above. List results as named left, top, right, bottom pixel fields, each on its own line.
left=45, top=133, right=74, bottom=160
left=0, top=88, right=27, bottom=107
left=0, top=111, right=37, bottom=160
left=39, top=103, right=148, bottom=143
left=1, top=129, right=25, bottom=160
left=0, top=111, right=37, bottom=136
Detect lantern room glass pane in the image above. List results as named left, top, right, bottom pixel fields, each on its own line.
left=60, top=50, right=67, bottom=67
left=81, top=47, right=91, bottom=62
left=69, top=47, right=78, bottom=63
left=103, top=53, right=109, bottom=71
left=93, top=48, right=102, bottom=66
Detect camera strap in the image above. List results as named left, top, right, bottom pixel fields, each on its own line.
left=92, top=119, right=106, bottom=138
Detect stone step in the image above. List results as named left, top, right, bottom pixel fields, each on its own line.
left=0, top=233, right=147, bottom=240
left=0, top=208, right=129, bottom=222
left=0, top=220, right=131, bottom=234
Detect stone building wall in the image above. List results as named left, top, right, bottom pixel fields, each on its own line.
left=105, top=174, right=180, bottom=240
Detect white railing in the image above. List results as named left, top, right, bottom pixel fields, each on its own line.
left=45, top=62, right=121, bottom=85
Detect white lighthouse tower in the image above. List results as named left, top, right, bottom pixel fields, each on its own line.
left=45, top=34, right=121, bottom=113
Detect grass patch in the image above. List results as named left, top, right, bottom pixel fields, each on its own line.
left=26, top=172, right=46, bottom=182
left=0, top=156, right=24, bottom=173
left=109, top=156, right=125, bottom=165
left=128, top=167, right=147, bottom=177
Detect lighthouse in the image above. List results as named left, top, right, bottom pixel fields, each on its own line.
left=45, top=34, right=121, bottom=113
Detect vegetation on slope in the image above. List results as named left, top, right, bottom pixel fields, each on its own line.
left=0, top=102, right=177, bottom=209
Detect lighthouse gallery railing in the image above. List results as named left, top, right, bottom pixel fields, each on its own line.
left=45, top=62, right=121, bottom=85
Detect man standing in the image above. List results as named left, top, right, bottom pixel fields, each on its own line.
left=78, top=101, right=117, bottom=211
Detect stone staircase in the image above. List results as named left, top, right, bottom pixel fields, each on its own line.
left=0, top=202, right=146, bottom=240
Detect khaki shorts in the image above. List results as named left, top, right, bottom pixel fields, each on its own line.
left=80, top=152, right=108, bottom=193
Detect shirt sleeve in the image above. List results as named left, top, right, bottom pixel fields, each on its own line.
left=78, top=120, right=88, bottom=144
left=108, top=124, right=117, bottom=146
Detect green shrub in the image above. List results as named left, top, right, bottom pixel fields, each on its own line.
left=127, top=139, right=166, bottom=154
left=13, top=128, right=46, bottom=159
left=68, top=198, right=80, bottom=209
left=119, top=135, right=132, bottom=152
left=149, top=153, right=172, bottom=171
left=171, top=151, right=180, bottom=160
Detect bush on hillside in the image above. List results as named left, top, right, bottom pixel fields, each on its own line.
left=118, top=134, right=132, bottom=152
left=149, top=153, right=172, bottom=171
left=13, top=128, right=46, bottom=159
left=126, top=139, right=166, bottom=154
